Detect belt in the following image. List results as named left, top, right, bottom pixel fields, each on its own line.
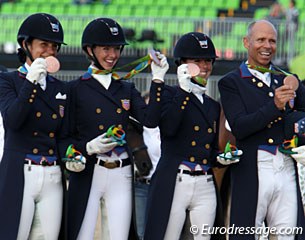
left=97, top=158, right=131, bottom=169
left=24, top=160, right=57, bottom=167
left=178, top=168, right=213, bottom=176
left=137, top=178, right=151, bottom=184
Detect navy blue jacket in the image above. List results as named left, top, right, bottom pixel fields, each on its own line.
left=144, top=85, right=223, bottom=240
left=0, top=71, right=68, bottom=240
left=59, top=74, right=164, bottom=240
left=218, top=62, right=305, bottom=240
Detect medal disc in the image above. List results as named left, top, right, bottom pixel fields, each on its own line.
left=187, top=63, right=200, bottom=77
left=148, top=49, right=161, bottom=66
left=45, top=56, right=60, bottom=73
left=284, top=75, right=299, bottom=91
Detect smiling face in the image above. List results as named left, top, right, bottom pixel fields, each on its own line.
left=25, top=39, right=59, bottom=65
left=243, top=20, right=277, bottom=68
left=183, top=58, right=213, bottom=79
left=88, top=45, right=121, bottom=70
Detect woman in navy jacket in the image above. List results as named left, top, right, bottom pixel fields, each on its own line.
left=144, top=32, right=225, bottom=240
left=60, top=18, right=168, bottom=240
left=0, top=13, right=68, bottom=240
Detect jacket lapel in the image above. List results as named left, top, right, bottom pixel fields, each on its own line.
left=84, top=76, right=122, bottom=108
left=240, top=62, right=276, bottom=93
left=190, top=93, right=213, bottom=128
left=36, top=76, right=61, bottom=113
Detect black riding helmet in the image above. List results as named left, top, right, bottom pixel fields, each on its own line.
left=82, top=18, right=128, bottom=69
left=17, top=13, right=65, bottom=63
left=174, top=32, right=217, bottom=65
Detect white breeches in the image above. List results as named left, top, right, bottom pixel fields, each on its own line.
left=77, top=164, right=132, bottom=240
left=164, top=173, right=217, bottom=240
left=255, top=150, right=298, bottom=240
left=17, top=165, right=63, bottom=240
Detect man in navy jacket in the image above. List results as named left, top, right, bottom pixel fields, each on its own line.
left=218, top=19, right=305, bottom=240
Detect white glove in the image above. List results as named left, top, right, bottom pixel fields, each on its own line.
left=37, top=76, right=47, bottom=91
left=292, top=146, right=305, bottom=165
left=66, top=162, right=85, bottom=172
left=26, top=58, right=47, bottom=85
left=151, top=52, right=169, bottom=82
left=217, top=150, right=243, bottom=165
left=65, top=155, right=86, bottom=172
left=178, top=64, right=192, bottom=93
left=86, top=133, right=118, bottom=155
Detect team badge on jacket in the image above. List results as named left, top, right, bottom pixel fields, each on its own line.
left=121, top=99, right=130, bottom=111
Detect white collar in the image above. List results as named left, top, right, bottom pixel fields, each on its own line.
left=191, top=82, right=207, bottom=104
left=246, top=61, right=271, bottom=87
left=91, top=65, right=112, bottom=90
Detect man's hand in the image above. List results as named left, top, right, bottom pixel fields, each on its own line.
left=274, top=85, right=296, bottom=110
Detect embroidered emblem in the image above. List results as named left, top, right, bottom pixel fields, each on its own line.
left=51, top=23, right=59, bottom=32
left=199, top=40, right=208, bottom=48
left=42, top=14, right=59, bottom=33
left=110, top=27, right=119, bottom=35
left=121, top=99, right=130, bottom=111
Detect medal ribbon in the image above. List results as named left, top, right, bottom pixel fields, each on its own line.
left=18, top=65, right=28, bottom=74
left=88, top=54, right=152, bottom=80
left=247, top=64, right=291, bottom=76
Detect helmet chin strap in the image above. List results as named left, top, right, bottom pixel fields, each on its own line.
left=89, top=46, right=106, bottom=70
left=174, top=58, right=181, bottom=66
left=24, top=41, right=34, bottom=63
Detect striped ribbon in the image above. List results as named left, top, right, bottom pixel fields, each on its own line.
left=88, top=54, right=151, bottom=80
left=193, top=76, right=207, bottom=86
left=18, top=65, right=28, bottom=74
left=19, top=54, right=153, bottom=81
left=247, top=64, right=290, bottom=76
